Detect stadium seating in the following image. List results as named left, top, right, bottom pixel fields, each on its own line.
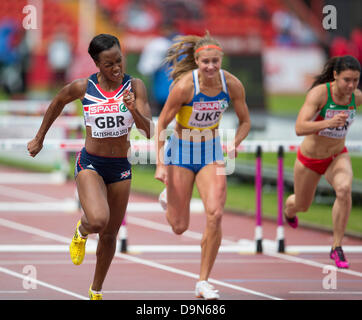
left=95, top=0, right=284, bottom=45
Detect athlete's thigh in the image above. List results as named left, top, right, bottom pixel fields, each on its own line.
left=195, top=162, right=227, bottom=212
left=293, top=159, right=321, bottom=208
left=103, top=179, right=132, bottom=235
left=167, top=164, right=195, bottom=218
left=325, top=153, right=353, bottom=189
left=76, top=169, right=109, bottom=219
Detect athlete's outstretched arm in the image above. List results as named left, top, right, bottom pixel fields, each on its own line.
left=27, top=78, right=87, bottom=157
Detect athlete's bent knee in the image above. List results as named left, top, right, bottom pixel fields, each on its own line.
left=335, top=184, right=351, bottom=200
left=99, top=233, right=117, bottom=246
left=87, top=216, right=108, bottom=233
left=172, top=223, right=188, bottom=235
left=206, top=208, right=223, bottom=229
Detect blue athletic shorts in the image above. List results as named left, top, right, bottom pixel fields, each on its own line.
left=164, top=134, right=224, bottom=174
left=74, top=147, right=132, bottom=184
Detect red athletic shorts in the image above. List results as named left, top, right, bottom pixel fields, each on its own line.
left=297, top=146, right=348, bottom=175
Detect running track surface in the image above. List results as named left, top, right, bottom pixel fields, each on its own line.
left=1, top=166, right=362, bottom=301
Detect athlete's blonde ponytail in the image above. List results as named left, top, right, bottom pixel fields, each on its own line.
left=165, top=31, right=222, bottom=84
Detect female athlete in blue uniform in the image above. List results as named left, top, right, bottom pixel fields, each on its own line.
left=27, top=34, right=154, bottom=299
left=155, top=32, right=251, bottom=299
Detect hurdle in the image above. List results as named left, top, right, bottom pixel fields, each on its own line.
left=119, top=218, right=128, bottom=253
left=2, top=138, right=362, bottom=254
left=255, top=146, right=263, bottom=253
left=277, top=146, right=285, bottom=253
left=254, top=144, right=285, bottom=254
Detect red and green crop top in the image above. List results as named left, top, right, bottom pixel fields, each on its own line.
left=313, top=82, right=356, bottom=139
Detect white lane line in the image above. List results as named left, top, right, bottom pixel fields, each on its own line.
left=113, top=251, right=282, bottom=300
left=289, top=291, right=362, bottom=295
left=0, top=218, right=71, bottom=243
left=284, top=245, right=362, bottom=253
left=127, top=216, right=237, bottom=245
left=0, top=172, right=66, bottom=184
left=127, top=200, right=204, bottom=213
left=0, top=200, right=201, bottom=213
left=0, top=201, right=78, bottom=212
left=4, top=244, right=362, bottom=254
left=103, top=290, right=194, bottom=294
left=125, top=216, right=362, bottom=278
left=265, top=251, right=362, bottom=278
left=0, top=217, right=281, bottom=300
left=0, top=185, right=76, bottom=212
left=0, top=185, right=59, bottom=202
left=2, top=214, right=362, bottom=280
left=0, top=266, right=88, bottom=300
left=0, top=244, right=254, bottom=253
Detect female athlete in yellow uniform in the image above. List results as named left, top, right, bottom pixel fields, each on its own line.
left=155, top=32, right=251, bottom=299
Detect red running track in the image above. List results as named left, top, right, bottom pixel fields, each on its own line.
left=0, top=166, right=362, bottom=301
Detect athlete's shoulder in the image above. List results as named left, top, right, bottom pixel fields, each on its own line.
left=309, top=83, right=327, bottom=94
left=130, top=77, right=148, bottom=97
left=222, top=70, right=243, bottom=87
left=172, top=71, right=194, bottom=93
left=66, top=78, right=88, bottom=97
left=307, top=83, right=327, bottom=100
left=222, top=70, right=245, bottom=99
left=354, top=88, right=362, bottom=106
left=304, top=83, right=327, bottom=109
left=177, top=70, right=194, bottom=85
left=71, top=77, right=88, bottom=88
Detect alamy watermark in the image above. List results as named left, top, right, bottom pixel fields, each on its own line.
left=22, top=265, right=37, bottom=290
left=322, top=265, right=337, bottom=290
left=22, top=5, right=38, bottom=30
left=322, top=5, right=337, bottom=30
left=128, top=128, right=237, bottom=175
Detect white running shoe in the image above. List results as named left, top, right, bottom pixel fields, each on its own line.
left=158, top=188, right=167, bottom=211
left=195, top=281, right=220, bottom=300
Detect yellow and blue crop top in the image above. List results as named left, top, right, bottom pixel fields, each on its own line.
left=175, top=69, right=230, bottom=130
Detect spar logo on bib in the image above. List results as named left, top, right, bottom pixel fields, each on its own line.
left=194, top=101, right=221, bottom=111
left=188, top=99, right=228, bottom=128
left=89, top=98, right=128, bottom=115
left=90, top=103, right=119, bottom=115
left=326, top=109, right=355, bottom=120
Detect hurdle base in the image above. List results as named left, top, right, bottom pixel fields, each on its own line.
left=256, top=239, right=263, bottom=254
left=277, top=239, right=285, bottom=253
left=120, top=239, right=128, bottom=253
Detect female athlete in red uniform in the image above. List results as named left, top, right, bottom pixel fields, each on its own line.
left=285, top=55, right=362, bottom=268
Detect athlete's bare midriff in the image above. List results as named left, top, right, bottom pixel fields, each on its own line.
left=84, top=126, right=131, bottom=157
left=300, top=134, right=346, bottom=159
left=174, top=122, right=220, bottom=142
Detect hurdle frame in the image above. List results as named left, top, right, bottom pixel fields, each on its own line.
left=2, top=138, right=362, bottom=254
left=254, top=144, right=285, bottom=254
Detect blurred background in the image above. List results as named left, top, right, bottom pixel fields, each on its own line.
left=0, top=0, right=361, bottom=234
left=0, top=0, right=361, bottom=111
